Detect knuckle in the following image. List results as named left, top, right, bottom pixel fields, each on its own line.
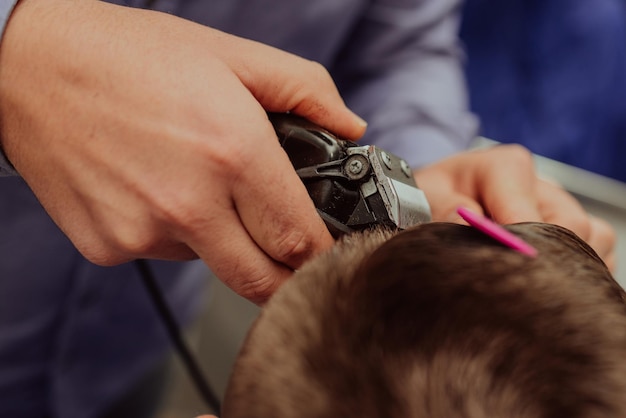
left=207, top=136, right=258, bottom=187
left=594, top=217, right=617, bottom=247
left=153, top=193, right=190, bottom=225
left=76, top=241, right=128, bottom=266
left=218, top=257, right=282, bottom=305
left=292, top=61, right=335, bottom=108
left=109, top=225, right=158, bottom=258
left=272, top=228, right=315, bottom=267
left=498, top=144, right=534, bottom=168
left=307, top=61, right=333, bottom=84
left=153, top=195, right=207, bottom=236
left=605, top=225, right=617, bottom=247
left=147, top=161, right=239, bottom=234
left=67, top=228, right=130, bottom=266
left=566, top=215, right=592, bottom=241
left=237, top=274, right=280, bottom=305
left=198, top=136, right=244, bottom=175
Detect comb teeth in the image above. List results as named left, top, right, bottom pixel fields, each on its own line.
left=457, top=207, right=538, bottom=258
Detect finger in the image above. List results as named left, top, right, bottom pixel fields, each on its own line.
left=477, top=145, right=542, bottom=224
left=536, top=180, right=616, bottom=270
left=535, top=179, right=591, bottom=242
left=440, top=193, right=485, bottom=224
left=214, top=34, right=367, bottom=140
left=232, top=133, right=334, bottom=271
left=604, top=252, right=617, bottom=274
left=414, top=171, right=484, bottom=223
left=258, top=58, right=367, bottom=141
left=187, top=206, right=294, bottom=305
left=586, top=215, right=617, bottom=271
left=287, top=80, right=368, bottom=142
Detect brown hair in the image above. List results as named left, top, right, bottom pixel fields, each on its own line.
left=223, top=223, right=626, bottom=418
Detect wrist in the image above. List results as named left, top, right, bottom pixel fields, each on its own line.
left=0, top=0, right=102, bottom=175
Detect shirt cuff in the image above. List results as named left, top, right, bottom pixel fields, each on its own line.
left=0, top=0, right=20, bottom=176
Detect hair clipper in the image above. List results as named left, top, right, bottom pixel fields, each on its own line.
left=269, top=112, right=431, bottom=238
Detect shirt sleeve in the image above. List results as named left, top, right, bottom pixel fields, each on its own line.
left=330, top=0, right=478, bottom=168
left=0, top=0, right=20, bottom=176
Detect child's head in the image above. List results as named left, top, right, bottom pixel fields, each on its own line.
left=223, top=222, right=626, bottom=418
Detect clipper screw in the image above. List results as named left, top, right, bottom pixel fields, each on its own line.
left=348, top=159, right=363, bottom=175
left=345, top=155, right=370, bottom=180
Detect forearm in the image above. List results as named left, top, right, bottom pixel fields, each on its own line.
left=0, top=0, right=19, bottom=175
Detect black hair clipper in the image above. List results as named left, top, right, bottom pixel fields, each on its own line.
left=269, top=112, right=431, bottom=238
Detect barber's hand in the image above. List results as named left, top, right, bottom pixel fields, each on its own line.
left=0, top=0, right=366, bottom=304
left=414, top=145, right=617, bottom=270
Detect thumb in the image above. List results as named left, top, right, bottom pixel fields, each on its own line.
left=208, top=31, right=367, bottom=140
left=249, top=55, right=367, bottom=141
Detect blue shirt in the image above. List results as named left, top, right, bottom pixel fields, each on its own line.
left=461, top=0, right=626, bottom=182
left=0, top=0, right=475, bottom=416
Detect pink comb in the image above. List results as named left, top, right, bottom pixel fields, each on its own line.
left=457, top=207, right=538, bottom=258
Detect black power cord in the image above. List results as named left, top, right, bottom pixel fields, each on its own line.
left=134, top=259, right=222, bottom=414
